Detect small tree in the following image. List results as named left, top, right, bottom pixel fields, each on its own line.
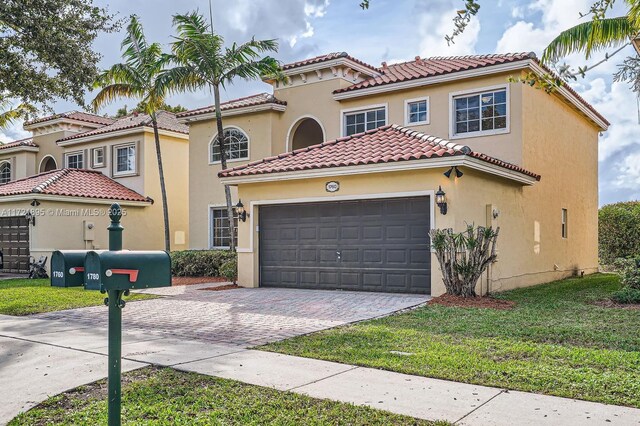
left=430, top=225, right=499, bottom=297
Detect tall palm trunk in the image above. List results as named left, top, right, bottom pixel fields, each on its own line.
left=213, top=84, right=236, bottom=252
left=150, top=113, right=171, bottom=251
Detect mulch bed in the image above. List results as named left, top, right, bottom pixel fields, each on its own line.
left=172, top=276, right=228, bottom=286
left=198, top=284, right=239, bottom=292
left=592, top=299, right=640, bottom=310
left=429, top=293, right=516, bottom=310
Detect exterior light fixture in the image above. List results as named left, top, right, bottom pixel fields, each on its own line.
left=435, top=186, right=447, bottom=215
left=25, top=211, right=35, bottom=226
left=30, top=199, right=41, bottom=207
left=236, top=200, right=247, bottom=222
left=444, top=166, right=463, bottom=178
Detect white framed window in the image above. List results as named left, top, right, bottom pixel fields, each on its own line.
left=210, top=127, right=249, bottom=164
left=0, top=161, right=11, bottom=184
left=450, top=85, right=509, bottom=139
left=404, top=97, right=430, bottom=126
left=113, top=143, right=136, bottom=176
left=209, top=206, right=238, bottom=248
left=561, top=208, right=568, bottom=239
left=91, top=147, right=105, bottom=168
left=65, top=151, right=84, bottom=169
left=341, top=104, right=387, bottom=136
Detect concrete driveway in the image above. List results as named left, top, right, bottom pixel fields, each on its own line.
left=34, top=284, right=430, bottom=346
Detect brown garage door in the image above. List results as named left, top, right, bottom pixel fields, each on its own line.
left=259, top=197, right=431, bottom=294
left=0, top=216, right=30, bottom=273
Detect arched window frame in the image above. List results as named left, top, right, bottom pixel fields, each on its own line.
left=209, top=126, right=250, bottom=165
left=0, top=161, right=12, bottom=184
left=38, top=155, right=58, bottom=173
left=286, top=115, right=326, bottom=152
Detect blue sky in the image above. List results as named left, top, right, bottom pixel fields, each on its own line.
left=1, top=0, right=638, bottom=205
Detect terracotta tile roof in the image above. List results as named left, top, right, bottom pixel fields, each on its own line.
left=219, top=124, right=540, bottom=181
left=0, top=138, right=38, bottom=151
left=281, top=52, right=380, bottom=73
left=0, top=169, right=152, bottom=203
left=177, top=93, right=287, bottom=119
left=334, top=52, right=607, bottom=126
left=25, top=111, right=115, bottom=127
left=57, top=111, right=188, bottom=143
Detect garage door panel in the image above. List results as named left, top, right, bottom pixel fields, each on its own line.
left=259, top=197, right=431, bottom=294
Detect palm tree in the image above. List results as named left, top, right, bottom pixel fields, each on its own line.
left=0, top=98, right=35, bottom=129
left=162, top=11, right=282, bottom=252
left=91, top=15, right=172, bottom=251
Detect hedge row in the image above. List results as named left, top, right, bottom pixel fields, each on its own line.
left=170, top=250, right=237, bottom=279
left=599, top=201, right=640, bottom=265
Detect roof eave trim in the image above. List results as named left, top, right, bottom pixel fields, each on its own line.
left=219, top=155, right=539, bottom=186
left=280, top=58, right=381, bottom=78
left=57, top=126, right=188, bottom=146
left=177, top=103, right=287, bottom=123
left=24, top=117, right=108, bottom=131
left=0, top=193, right=152, bottom=206
left=0, top=146, right=40, bottom=154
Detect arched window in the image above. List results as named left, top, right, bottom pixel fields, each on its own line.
left=211, top=128, right=249, bottom=163
left=0, top=161, right=11, bottom=184
left=39, top=155, right=57, bottom=173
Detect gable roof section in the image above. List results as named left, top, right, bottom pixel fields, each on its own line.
left=0, top=138, right=38, bottom=152
left=281, top=52, right=380, bottom=74
left=24, top=111, right=115, bottom=127
left=219, top=124, right=540, bottom=184
left=0, top=169, right=152, bottom=203
left=177, top=93, right=287, bottom=120
left=333, top=52, right=608, bottom=129
left=57, top=111, right=188, bottom=144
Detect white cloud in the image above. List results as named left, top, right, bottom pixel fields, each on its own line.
left=0, top=120, right=30, bottom=144
left=418, top=6, right=481, bottom=57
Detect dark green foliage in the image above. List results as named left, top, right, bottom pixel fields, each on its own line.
left=611, top=286, right=640, bottom=303
left=114, top=102, right=187, bottom=118
left=170, top=250, right=236, bottom=277
left=599, top=201, right=640, bottom=265
left=0, top=0, right=115, bottom=108
left=219, top=258, right=237, bottom=281
left=613, top=256, right=640, bottom=289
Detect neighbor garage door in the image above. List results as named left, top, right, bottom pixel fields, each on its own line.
left=259, top=196, right=431, bottom=294
left=0, top=216, right=30, bottom=273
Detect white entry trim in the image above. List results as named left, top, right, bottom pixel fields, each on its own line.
left=237, top=190, right=436, bottom=254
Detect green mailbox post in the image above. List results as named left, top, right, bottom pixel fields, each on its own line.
left=50, top=203, right=171, bottom=426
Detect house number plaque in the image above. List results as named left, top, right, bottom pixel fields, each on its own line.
left=325, top=181, right=340, bottom=192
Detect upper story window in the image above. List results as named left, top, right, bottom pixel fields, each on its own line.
left=343, top=106, right=386, bottom=136
left=405, top=97, right=429, bottom=126
left=92, top=147, right=105, bottom=168
left=114, top=143, right=136, bottom=176
left=211, top=128, right=249, bottom=163
left=65, top=151, right=84, bottom=169
left=452, top=87, right=508, bottom=138
left=0, top=161, right=11, bottom=184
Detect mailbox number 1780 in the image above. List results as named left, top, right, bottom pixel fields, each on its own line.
left=87, top=273, right=100, bottom=280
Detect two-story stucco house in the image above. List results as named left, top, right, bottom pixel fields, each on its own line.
left=178, top=51, right=607, bottom=297
left=0, top=111, right=189, bottom=272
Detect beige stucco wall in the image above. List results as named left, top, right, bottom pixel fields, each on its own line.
left=0, top=152, right=37, bottom=180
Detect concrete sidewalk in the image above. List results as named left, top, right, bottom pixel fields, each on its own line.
left=1, top=315, right=639, bottom=425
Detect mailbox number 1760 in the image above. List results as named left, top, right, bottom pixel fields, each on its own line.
left=87, top=273, right=100, bottom=280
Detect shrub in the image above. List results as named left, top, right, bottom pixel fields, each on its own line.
left=599, top=201, right=640, bottom=266
left=613, top=257, right=640, bottom=290
left=430, top=225, right=499, bottom=297
left=611, top=287, right=640, bottom=304
left=219, top=258, right=237, bottom=282
left=170, top=250, right=236, bottom=277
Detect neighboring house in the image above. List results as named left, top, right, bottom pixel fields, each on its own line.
left=0, top=111, right=189, bottom=272
left=179, top=52, right=607, bottom=296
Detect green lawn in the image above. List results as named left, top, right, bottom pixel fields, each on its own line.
left=0, top=279, right=154, bottom=316
left=10, top=367, right=446, bottom=425
left=263, top=273, right=640, bottom=408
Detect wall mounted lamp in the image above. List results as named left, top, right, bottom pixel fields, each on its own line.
left=435, top=186, right=447, bottom=215
left=236, top=200, right=248, bottom=222
left=444, top=166, right=464, bottom=179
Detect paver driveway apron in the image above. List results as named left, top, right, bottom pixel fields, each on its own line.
left=35, top=286, right=430, bottom=347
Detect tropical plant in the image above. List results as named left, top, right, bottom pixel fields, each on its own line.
left=430, top=225, right=499, bottom=297
left=1, top=0, right=115, bottom=109
left=91, top=15, right=172, bottom=251
left=115, top=101, right=187, bottom=118
left=162, top=11, right=282, bottom=251
left=0, top=99, right=36, bottom=129
left=599, top=201, right=640, bottom=265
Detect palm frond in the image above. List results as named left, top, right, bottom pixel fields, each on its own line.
left=220, top=56, right=282, bottom=87
left=122, top=15, right=148, bottom=66
left=156, top=65, right=206, bottom=95
left=0, top=103, right=36, bottom=129
left=91, top=83, right=144, bottom=112
left=543, top=16, right=637, bottom=63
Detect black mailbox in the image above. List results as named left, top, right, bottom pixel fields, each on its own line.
left=84, top=250, right=171, bottom=291
left=51, top=250, right=92, bottom=287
